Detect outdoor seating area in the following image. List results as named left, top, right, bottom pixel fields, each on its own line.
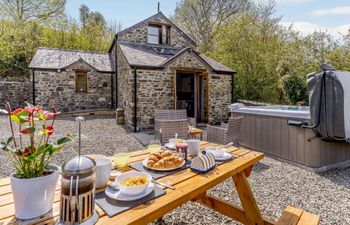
left=0, top=138, right=320, bottom=225
left=0, top=114, right=349, bottom=224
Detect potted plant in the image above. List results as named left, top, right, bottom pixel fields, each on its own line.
left=0, top=102, right=74, bottom=220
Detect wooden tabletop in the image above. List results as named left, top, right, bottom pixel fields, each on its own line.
left=0, top=141, right=266, bottom=225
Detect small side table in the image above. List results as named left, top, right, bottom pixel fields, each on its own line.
left=189, top=128, right=203, bottom=140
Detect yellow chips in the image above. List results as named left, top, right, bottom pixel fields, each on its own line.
left=121, top=177, right=148, bottom=186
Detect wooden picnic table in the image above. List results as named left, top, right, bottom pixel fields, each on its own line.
left=0, top=141, right=274, bottom=225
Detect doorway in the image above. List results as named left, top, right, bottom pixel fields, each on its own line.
left=174, top=71, right=208, bottom=123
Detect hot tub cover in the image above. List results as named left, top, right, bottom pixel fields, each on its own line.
left=307, top=64, right=350, bottom=142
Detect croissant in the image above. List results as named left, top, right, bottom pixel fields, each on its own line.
left=153, top=158, right=165, bottom=168
left=174, top=157, right=184, bottom=167
left=147, top=151, right=184, bottom=169
left=161, top=150, right=172, bottom=158
left=147, top=155, right=159, bottom=167
left=153, top=152, right=163, bottom=160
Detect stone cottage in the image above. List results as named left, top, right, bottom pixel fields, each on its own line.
left=29, top=11, right=235, bottom=131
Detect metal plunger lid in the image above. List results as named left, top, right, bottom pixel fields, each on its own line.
left=61, top=117, right=95, bottom=176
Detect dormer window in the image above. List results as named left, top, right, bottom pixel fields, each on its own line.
left=147, top=23, right=171, bottom=45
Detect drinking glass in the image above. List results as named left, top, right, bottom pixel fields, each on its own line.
left=113, top=152, right=129, bottom=171
left=148, top=140, right=161, bottom=154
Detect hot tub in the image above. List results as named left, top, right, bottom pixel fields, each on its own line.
left=230, top=104, right=350, bottom=169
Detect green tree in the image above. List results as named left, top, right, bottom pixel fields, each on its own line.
left=208, top=3, right=289, bottom=102
left=172, top=0, right=250, bottom=53
left=79, top=4, right=89, bottom=28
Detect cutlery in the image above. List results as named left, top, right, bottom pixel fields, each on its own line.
left=152, top=179, right=175, bottom=190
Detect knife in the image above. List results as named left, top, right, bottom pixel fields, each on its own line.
left=152, top=179, right=175, bottom=190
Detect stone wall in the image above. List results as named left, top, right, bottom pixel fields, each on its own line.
left=117, top=14, right=195, bottom=49
left=136, top=69, right=174, bottom=129
left=0, top=81, right=32, bottom=108
left=116, top=45, right=134, bottom=128
left=169, top=50, right=208, bottom=69
left=208, top=73, right=232, bottom=124
left=34, top=61, right=113, bottom=112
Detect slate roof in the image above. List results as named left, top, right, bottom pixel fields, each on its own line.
left=118, top=41, right=234, bottom=74
left=29, top=47, right=114, bottom=72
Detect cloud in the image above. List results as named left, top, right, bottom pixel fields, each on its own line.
left=311, top=6, right=350, bottom=16
left=280, top=21, right=350, bottom=39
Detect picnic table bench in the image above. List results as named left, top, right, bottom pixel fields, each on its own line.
left=0, top=141, right=320, bottom=225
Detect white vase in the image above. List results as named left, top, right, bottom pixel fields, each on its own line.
left=10, top=165, right=59, bottom=220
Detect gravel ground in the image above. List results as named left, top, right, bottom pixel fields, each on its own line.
left=0, top=114, right=144, bottom=177
left=0, top=115, right=349, bottom=225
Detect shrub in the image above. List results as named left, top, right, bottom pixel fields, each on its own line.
left=280, top=75, right=308, bottom=104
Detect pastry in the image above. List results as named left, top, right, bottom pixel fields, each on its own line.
left=160, top=150, right=172, bottom=158
left=147, top=151, right=184, bottom=169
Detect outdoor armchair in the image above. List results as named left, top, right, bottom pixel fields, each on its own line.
left=207, top=116, right=243, bottom=146
left=159, top=119, right=190, bottom=146
left=155, top=109, right=195, bottom=138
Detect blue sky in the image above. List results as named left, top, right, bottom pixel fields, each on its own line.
left=65, top=0, right=350, bottom=38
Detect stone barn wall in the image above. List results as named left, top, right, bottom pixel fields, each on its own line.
left=34, top=61, right=113, bottom=112
left=136, top=69, right=174, bottom=129
left=208, top=73, right=232, bottom=124
left=0, top=81, right=32, bottom=108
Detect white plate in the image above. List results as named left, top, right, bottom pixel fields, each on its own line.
left=165, top=143, right=176, bottom=150
left=214, top=152, right=233, bottom=161
left=105, top=183, right=154, bottom=201
left=142, top=158, right=185, bottom=171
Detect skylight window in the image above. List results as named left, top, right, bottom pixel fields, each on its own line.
left=152, top=47, right=174, bottom=55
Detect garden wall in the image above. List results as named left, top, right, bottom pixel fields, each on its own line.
left=0, top=81, right=32, bottom=108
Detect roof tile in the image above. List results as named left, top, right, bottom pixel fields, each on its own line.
left=29, top=48, right=114, bottom=72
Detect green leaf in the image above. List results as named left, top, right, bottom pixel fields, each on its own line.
left=6, top=137, right=13, bottom=145
left=10, top=115, right=27, bottom=124
left=57, top=136, right=74, bottom=145
left=0, top=142, right=6, bottom=150
left=20, top=127, right=35, bottom=135
left=50, top=144, right=63, bottom=155
left=16, top=109, right=29, bottom=117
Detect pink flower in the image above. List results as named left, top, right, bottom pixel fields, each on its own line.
left=25, top=106, right=40, bottom=114
left=43, top=111, right=61, bottom=120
